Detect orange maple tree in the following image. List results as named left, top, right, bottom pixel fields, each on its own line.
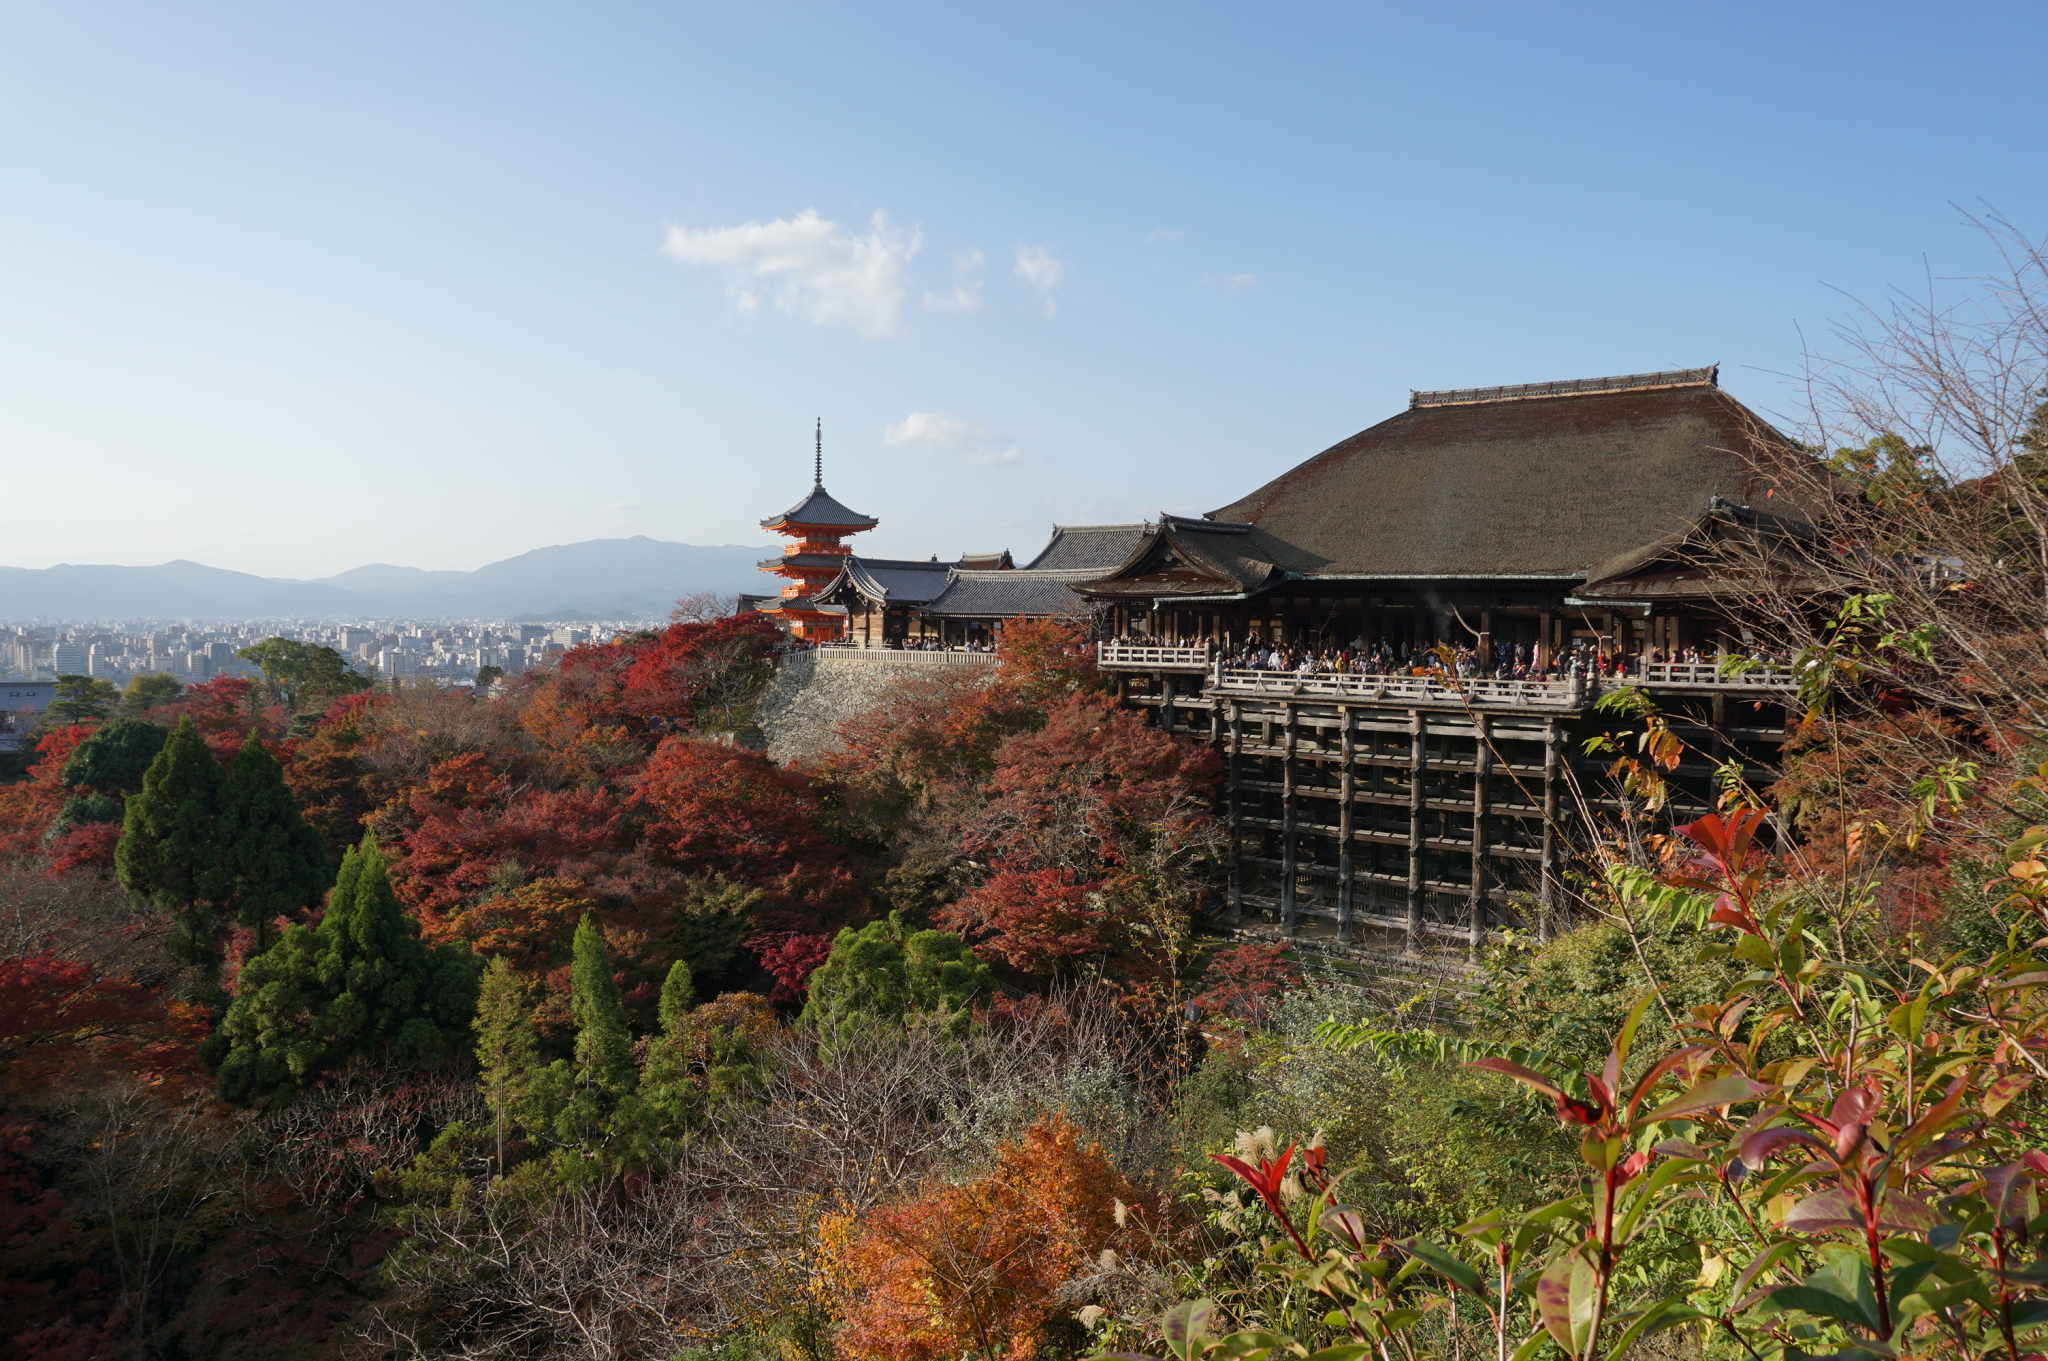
left=826, top=1114, right=1153, bottom=1361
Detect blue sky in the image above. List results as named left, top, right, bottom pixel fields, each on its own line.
left=2, top=1, right=2043, bottom=577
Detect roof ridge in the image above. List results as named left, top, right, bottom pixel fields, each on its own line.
left=1410, top=365, right=1718, bottom=409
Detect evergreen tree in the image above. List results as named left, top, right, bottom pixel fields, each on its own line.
left=569, top=915, right=636, bottom=1097
left=116, top=716, right=228, bottom=966
left=525, top=915, right=640, bottom=1157
left=801, top=913, right=992, bottom=1054
left=473, top=956, right=541, bottom=1173
left=207, top=836, right=479, bottom=1106
left=59, top=717, right=168, bottom=795
left=657, top=959, right=696, bottom=1035
left=215, top=728, right=331, bottom=946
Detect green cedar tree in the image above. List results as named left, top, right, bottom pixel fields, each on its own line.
left=116, top=716, right=229, bottom=966
left=59, top=717, right=168, bottom=795
left=570, top=915, right=636, bottom=1097
left=473, top=955, right=542, bottom=1172
left=206, top=836, right=479, bottom=1106
left=657, top=959, right=696, bottom=1035
left=215, top=728, right=331, bottom=941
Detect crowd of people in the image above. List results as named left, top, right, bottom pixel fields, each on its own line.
left=1101, top=634, right=1777, bottom=683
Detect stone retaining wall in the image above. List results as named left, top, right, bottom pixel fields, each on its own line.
left=754, top=650, right=995, bottom=766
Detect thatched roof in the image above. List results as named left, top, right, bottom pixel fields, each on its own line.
left=1203, top=368, right=1824, bottom=581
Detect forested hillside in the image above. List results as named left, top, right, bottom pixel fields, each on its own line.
left=7, top=229, right=2048, bottom=1361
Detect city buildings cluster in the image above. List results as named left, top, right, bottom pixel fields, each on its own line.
left=0, top=619, right=641, bottom=686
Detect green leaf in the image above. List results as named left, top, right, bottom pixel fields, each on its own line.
left=1211, top=1332, right=1291, bottom=1361
left=1162, top=1300, right=1214, bottom=1361
left=1406, top=1237, right=1485, bottom=1294
left=1766, top=1284, right=1879, bottom=1332
left=1600, top=1299, right=1696, bottom=1361
left=1637, top=1073, right=1773, bottom=1126
left=1537, top=1253, right=1601, bottom=1356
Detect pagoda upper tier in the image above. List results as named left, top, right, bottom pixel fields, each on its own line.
left=756, top=477, right=877, bottom=641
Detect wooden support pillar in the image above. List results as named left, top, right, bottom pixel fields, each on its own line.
left=1337, top=712, right=1355, bottom=944
left=1406, top=709, right=1424, bottom=955
left=1225, top=700, right=1243, bottom=921
left=1538, top=610, right=1553, bottom=672
left=1540, top=718, right=1560, bottom=944
left=1470, top=715, right=1490, bottom=952
left=1280, top=709, right=1299, bottom=933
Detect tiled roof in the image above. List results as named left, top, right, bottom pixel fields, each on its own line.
left=919, top=568, right=1103, bottom=619
left=815, top=557, right=958, bottom=607
left=761, top=485, right=879, bottom=530
left=1022, top=523, right=1151, bottom=571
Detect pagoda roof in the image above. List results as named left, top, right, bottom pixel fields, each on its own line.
left=762, top=484, right=878, bottom=530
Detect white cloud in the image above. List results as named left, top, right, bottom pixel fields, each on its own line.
left=1012, top=244, right=1064, bottom=315
left=883, top=411, right=1021, bottom=468
left=660, top=209, right=920, bottom=337
left=922, top=249, right=985, bottom=313
left=1146, top=226, right=1186, bottom=244
left=1199, top=271, right=1257, bottom=290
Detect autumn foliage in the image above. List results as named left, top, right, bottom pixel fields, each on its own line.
left=825, top=1114, right=1154, bottom=1361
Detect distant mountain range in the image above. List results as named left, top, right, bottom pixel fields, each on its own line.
left=0, top=538, right=780, bottom=621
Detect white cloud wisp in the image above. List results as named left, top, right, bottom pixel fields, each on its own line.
left=1012, top=244, right=1064, bottom=315
left=922, top=249, right=985, bottom=314
left=661, top=209, right=921, bottom=337
left=883, top=411, right=1021, bottom=468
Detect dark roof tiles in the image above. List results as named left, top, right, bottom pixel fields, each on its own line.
left=920, top=568, right=1101, bottom=619
left=1023, top=523, right=1152, bottom=571
left=761, top=485, right=879, bottom=530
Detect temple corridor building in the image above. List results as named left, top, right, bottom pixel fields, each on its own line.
left=1071, top=366, right=1827, bottom=957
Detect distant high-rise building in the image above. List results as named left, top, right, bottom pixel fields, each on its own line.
left=52, top=643, right=85, bottom=675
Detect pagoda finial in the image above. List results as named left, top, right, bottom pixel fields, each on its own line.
left=814, top=417, right=823, bottom=489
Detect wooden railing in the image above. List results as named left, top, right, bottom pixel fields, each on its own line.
left=1098, top=644, right=1799, bottom=695
left=1210, top=669, right=1590, bottom=709
left=1096, top=643, right=1212, bottom=670
left=807, top=645, right=995, bottom=666
left=1639, top=661, right=1797, bottom=690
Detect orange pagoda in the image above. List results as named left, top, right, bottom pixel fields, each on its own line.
left=755, top=420, right=877, bottom=640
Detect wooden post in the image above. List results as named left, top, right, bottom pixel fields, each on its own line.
left=1337, top=712, right=1355, bottom=944
left=1469, top=715, right=1490, bottom=952
left=1406, top=709, right=1424, bottom=955
left=1281, top=708, right=1299, bottom=933
left=1540, top=718, right=1559, bottom=944
left=1225, top=700, right=1244, bottom=921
